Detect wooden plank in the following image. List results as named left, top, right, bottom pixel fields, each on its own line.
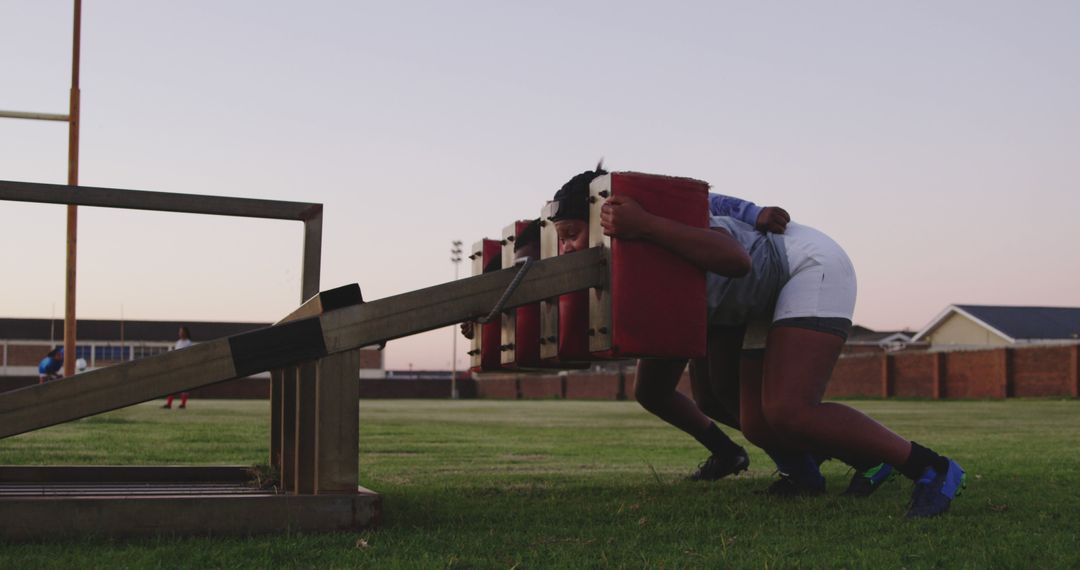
left=0, top=179, right=321, bottom=221
left=0, top=489, right=380, bottom=539
left=280, top=366, right=298, bottom=493
left=0, top=341, right=236, bottom=440
left=500, top=223, right=518, bottom=365
left=539, top=204, right=560, bottom=360
left=315, top=350, right=360, bottom=494
left=270, top=369, right=283, bottom=470
left=302, top=215, right=323, bottom=298
left=0, top=466, right=251, bottom=484
left=468, top=241, right=485, bottom=368
left=0, top=250, right=605, bottom=440
left=587, top=175, right=614, bottom=352
left=294, top=362, right=318, bottom=494
left=276, top=284, right=364, bottom=325
left=320, top=247, right=607, bottom=355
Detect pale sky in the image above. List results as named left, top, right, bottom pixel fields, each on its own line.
left=2, top=1, right=1078, bottom=370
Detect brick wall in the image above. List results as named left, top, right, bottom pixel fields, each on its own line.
left=190, top=377, right=270, bottom=399
left=519, top=375, right=563, bottom=399
left=565, top=373, right=623, bottom=400
left=5, top=345, right=46, bottom=366
left=1010, top=345, right=1078, bottom=397
left=891, top=352, right=940, bottom=399
left=621, top=369, right=692, bottom=401
left=0, top=375, right=272, bottom=398
left=942, top=349, right=1007, bottom=399
left=473, top=374, right=519, bottom=399
left=358, top=349, right=382, bottom=370
left=826, top=353, right=885, bottom=398
left=358, top=378, right=460, bottom=399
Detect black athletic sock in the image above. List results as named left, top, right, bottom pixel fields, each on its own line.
left=693, top=423, right=743, bottom=457
left=898, top=441, right=949, bottom=481
left=830, top=451, right=880, bottom=473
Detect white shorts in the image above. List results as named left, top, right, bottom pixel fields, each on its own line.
left=744, top=222, right=857, bottom=348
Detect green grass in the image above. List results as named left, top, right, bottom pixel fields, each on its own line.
left=2, top=399, right=1079, bottom=569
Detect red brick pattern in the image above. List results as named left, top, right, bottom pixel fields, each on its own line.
left=474, top=376, right=519, bottom=399
left=943, top=350, right=1007, bottom=399
left=358, top=379, right=456, bottom=399
left=622, top=370, right=691, bottom=401
left=1010, top=345, right=1075, bottom=397
left=564, top=373, right=622, bottom=400
left=519, top=375, right=563, bottom=399
left=191, top=377, right=270, bottom=399
left=826, top=354, right=885, bottom=398
left=5, top=344, right=48, bottom=366
left=891, top=352, right=938, bottom=398
left=6, top=346, right=1077, bottom=401
left=358, top=350, right=383, bottom=369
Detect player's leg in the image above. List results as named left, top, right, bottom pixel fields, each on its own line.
left=635, top=358, right=746, bottom=479
left=761, top=323, right=964, bottom=516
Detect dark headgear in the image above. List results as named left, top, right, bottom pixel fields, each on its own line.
left=549, top=161, right=607, bottom=222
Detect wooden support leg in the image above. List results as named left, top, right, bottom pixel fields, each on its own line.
left=295, top=362, right=318, bottom=494
left=270, top=369, right=283, bottom=472
left=280, top=366, right=298, bottom=493
left=315, top=349, right=361, bottom=494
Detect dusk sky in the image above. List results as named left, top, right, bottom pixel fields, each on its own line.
left=2, top=1, right=1077, bottom=370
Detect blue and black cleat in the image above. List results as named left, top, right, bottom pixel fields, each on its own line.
left=906, top=458, right=966, bottom=518
left=842, top=462, right=897, bottom=497
left=762, top=472, right=827, bottom=497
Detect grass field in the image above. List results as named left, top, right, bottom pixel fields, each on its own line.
left=1, top=398, right=1079, bottom=569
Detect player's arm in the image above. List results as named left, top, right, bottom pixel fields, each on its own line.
left=709, top=193, right=790, bottom=233
left=600, top=196, right=750, bottom=277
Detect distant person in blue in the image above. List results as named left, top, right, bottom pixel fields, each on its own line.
left=38, top=348, right=64, bottom=384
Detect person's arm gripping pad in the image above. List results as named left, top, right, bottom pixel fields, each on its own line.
left=591, top=172, right=709, bottom=358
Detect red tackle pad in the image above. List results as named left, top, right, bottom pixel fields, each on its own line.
left=468, top=239, right=504, bottom=373
left=588, top=172, right=709, bottom=359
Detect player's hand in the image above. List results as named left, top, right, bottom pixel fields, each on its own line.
left=755, top=206, right=790, bottom=233
left=600, top=195, right=654, bottom=239
left=460, top=321, right=475, bottom=340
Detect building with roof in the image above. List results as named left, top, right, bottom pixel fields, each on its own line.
left=845, top=325, right=922, bottom=354
left=1, top=317, right=384, bottom=393
left=913, top=305, right=1080, bottom=350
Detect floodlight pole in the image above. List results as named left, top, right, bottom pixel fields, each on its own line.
left=450, top=240, right=463, bottom=399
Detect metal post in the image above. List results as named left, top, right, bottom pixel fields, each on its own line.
left=450, top=240, right=462, bottom=398
left=63, top=0, right=82, bottom=378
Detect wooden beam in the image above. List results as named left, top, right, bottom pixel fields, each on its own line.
left=0, top=341, right=236, bottom=439
left=279, top=366, right=298, bottom=493
left=0, top=180, right=321, bottom=221
left=276, top=284, right=363, bottom=325
left=0, top=249, right=606, bottom=440
left=315, top=350, right=360, bottom=493
left=0, top=487, right=380, bottom=539
left=269, top=369, right=283, bottom=470
left=302, top=215, right=323, bottom=296
left=294, top=363, right=318, bottom=494
left=0, top=466, right=252, bottom=483
left=321, top=247, right=607, bottom=354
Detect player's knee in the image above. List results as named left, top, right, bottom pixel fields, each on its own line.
left=761, top=398, right=809, bottom=438
left=633, top=381, right=663, bottom=413
left=739, top=414, right=772, bottom=448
